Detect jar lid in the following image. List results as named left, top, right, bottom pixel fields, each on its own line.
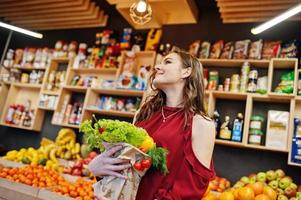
left=249, top=129, right=264, bottom=135
left=251, top=115, right=264, bottom=121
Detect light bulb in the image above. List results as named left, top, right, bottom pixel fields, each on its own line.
left=136, top=0, right=147, bottom=13
left=130, top=0, right=152, bottom=25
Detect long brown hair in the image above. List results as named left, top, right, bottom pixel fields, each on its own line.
left=135, top=49, right=209, bottom=127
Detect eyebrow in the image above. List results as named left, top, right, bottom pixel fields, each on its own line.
left=163, top=57, right=173, bottom=62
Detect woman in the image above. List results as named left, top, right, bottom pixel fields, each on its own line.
left=88, top=49, right=216, bottom=199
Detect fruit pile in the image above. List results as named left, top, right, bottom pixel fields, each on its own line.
left=0, top=164, right=96, bottom=200
left=63, top=151, right=97, bottom=177
left=2, top=128, right=81, bottom=171
left=208, top=176, right=231, bottom=193
left=232, top=169, right=301, bottom=199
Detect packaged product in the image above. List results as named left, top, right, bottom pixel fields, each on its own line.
left=280, top=40, right=298, bottom=58
left=199, top=41, right=211, bottom=59
left=261, top=41, right=281, bottom=59
left=220, top=42, right=234, bottom=59
left=233, top=40, right=250, bottom=59
left=248, top=40, right=263, bottom=59
left=188, top=40, right=201, bottom=57
left=209, top=40, right=224, bottom=59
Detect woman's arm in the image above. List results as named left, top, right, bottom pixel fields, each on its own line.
left=191, top=115, right=216, bottom=169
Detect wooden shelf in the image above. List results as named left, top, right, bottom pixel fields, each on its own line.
left=215, top=139, right=244, bottom=148
left=40, top=90, right=60, bottom=95
left=212, top=91, right=248, bottom=100
left=288, top=161, right=301, bottom=167
left=50, top=57, right=70, bottom=62
left=296, top=96, right=301, bottom=101
left=199, top=59, right=270, bottom=68
left=71, top=67, right=117, bottom=74
left=37, top=106, right=55, bottom=111
left=271, top=58, right=298, bottom=69
left=63, top=85, right=87, bottom=92
left=91, top=88, right=145, bottom=97
left=268, top=92, right=295, bottom=100
left=12, top=83, right=42, bottom=89
left=4, top=66, right=46, bottom=71
left=0, top=122, right=35, bottom=131
left=51, top=122, right=79, bottom=129
left=85, top=107, right=135, bottom=118
left=245, top=144, right=289, bottom=153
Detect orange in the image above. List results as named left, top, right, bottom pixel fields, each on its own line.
left=233, top=189, right=239, bottom=200
left=255, top=194, right=270, bottom=200
left=219, top=191, right=235, bottom=200
left=202, top=193, right=218, bottom=200
left=263, top=186, right=276, bottom=200
left=249, top=182, right=264, bottom=196
left=238, top=187, right=255, bottom=200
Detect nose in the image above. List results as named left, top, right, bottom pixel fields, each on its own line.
left=154, top=64, right=162, bottom=71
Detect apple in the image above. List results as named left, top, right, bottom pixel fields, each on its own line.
left=72, top=168, right=82, bottom=176
left=266, top=170, right=277, bottom=181
left=290, top=183, right=298, bottom=190
left=279, top=177, right=293, bottom=190
left=275, top=169, right=286, bottom=179
left=88, top=151, right=98, bottom=159
left=285, top=187, right=297, bottom=198
left=74, top=160, right=83, bottom=169
left=289, top=198, right=297, bottom=200
left=241, top=176, right=250, bottom=184
left=257, top=172, right=267, bottom=182
left=269, top=180, right=279, bottom=190
left=297, top=185, right=301, bottom=192
left=278, top=194, right=289, bottom=200
left=296, top=192, right=301, bottom=199
left=233, top=181, right=244, bottom=188
left=225, top=181, right=231, bottom=188
left=277, top=188, right=285, bottom=195
left=249, top=173, right=257, bottom=182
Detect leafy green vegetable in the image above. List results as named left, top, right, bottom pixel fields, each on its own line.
left=79, top=118, right=169, bottom=175
left=148, top=147, right=169, bottom=175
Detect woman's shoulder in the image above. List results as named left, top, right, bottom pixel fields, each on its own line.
left=192, top=114, right=215, bottom=130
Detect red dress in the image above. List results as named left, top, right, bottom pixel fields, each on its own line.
left=135, top=106, right=215, bottom=200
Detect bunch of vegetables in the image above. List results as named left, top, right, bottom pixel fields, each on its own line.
left=80, top=118, right=168, bottom=175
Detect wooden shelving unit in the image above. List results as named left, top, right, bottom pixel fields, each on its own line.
left=0, top=54, right=300, bottom=167
left=84, top=107, right=136, bottom=118
left=201, top=58, right=300, bottom=166
left=4, top=66, right=47, bottom=72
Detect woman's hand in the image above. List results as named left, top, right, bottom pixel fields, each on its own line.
left=88, top=145, right=131, bottom=179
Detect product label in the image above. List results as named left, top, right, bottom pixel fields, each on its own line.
left=249, top=134, right=261, bottom=144
left=250, top=121, right=261, bottom=129
left=220, top=129, right=231, bottom=139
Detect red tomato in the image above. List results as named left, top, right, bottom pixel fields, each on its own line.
left=133, top=162, right=143, bottom=171
left=88, top=152, right=97, bottom=159
left=141, top=159, right=152, bottom=169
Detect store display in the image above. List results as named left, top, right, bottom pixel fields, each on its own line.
left=70, top=75, right=97, bottom=88
left=274, top=71, right=295, bottom=94
left=291, top=119, right=301, bottom=164
left=213, top=110, right=221, bottom=134
left=61, top=102, right=83, bottom=125
left=224, top=78, right=230, bottom=92
left=120, top=28, right=133, bottom=49
left=209, top=40, right=224, bottom=59
left=3, top=49, right=14, bottom=68
left=63, top=151, right=97, bottom=177
left=73, top=43, right=87, bottom=69
left=219, top=116, right=232, bottom=140
left=145, top=29, right=162, bottom=51
left=249, top=115, right=265, bottom=145
left=233, top=40, right=250, bottom=59
left=240, top=62, right=250, bottom=93
left=136, top=65, right=151, bottom=90
left=199, top=41, right=211, bottom=59
left=248, top=40, right=263, bottom=60
left=46, top=70, right=66, bottom=91
left=0, top=165, right=96, bottom=199
left=207, top=176, right=231, bottom=193
left=39, top=94, right=58, bottom=109
left=256, top=76, right=268, bottom=94
left=247, top=70, right=258, bottom=93
left=80, top=119, right=168, bottom=200
left=280, top=41, right=298, bottom=58
left=208, top=70, right=219, bottom=90
left=230, top=169, right=301, bottom=199
left=266, top=110, right=289, bottom=150
left=53, top=95, right=70, bottom=124
left=96, top=95, right=141, bottom=113
left=232, top=113, right=244, bottom=142
left=262, top=41, right=281, bottom=60
left=230, top=74, right=240, bottom=92
left=189, top=40, right=201, bottom=57
left=220, top=41, right=234, bottom=59
left=5, top=101, right=34, bottom=127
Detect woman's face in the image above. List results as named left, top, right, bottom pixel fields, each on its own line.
left=153, top=53, right=190, bottom=89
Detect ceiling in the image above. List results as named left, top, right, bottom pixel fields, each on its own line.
left=216, top=0, right=301, bottom=23
left=0, top=0, right=108, bottom=31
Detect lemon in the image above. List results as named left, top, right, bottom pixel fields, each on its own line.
left=139, top=136, right=155, bottom=152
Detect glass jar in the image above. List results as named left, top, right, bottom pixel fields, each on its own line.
left=248, top=129, right=264, bottom=145
left=250, top=115, right=264, bottom=130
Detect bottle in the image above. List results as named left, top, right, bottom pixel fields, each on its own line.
left=213, top=110, right=221, bottom=136
left=219, top=116, right=232, bottom=140
left=231, top=113, right=244, bottom=142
